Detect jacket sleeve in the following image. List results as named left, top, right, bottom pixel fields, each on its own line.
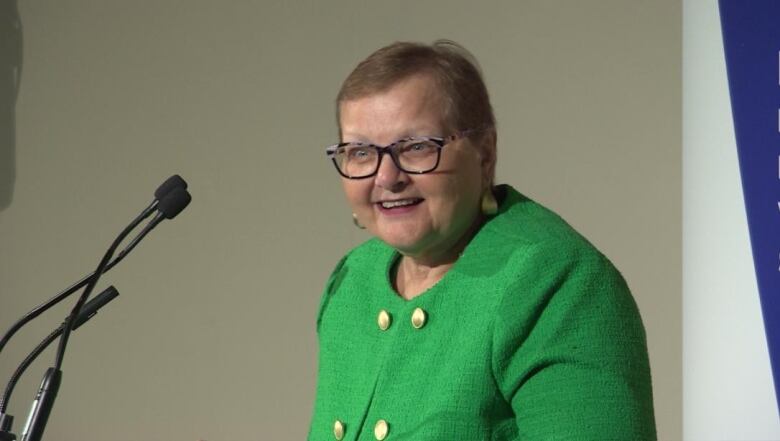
left=490, top=242, right=657, bottom=440
left=308, top=254, right=350, bottom=441
left=315, top=254, right=348, bottom=334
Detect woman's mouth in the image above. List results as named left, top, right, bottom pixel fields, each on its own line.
left=376, top=198, right=424, bottom=214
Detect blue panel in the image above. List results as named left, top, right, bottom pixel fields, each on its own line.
left=719, top=0, right=780, bottom=413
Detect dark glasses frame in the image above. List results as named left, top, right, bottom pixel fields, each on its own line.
left=324, top=130, right=475, bottom=179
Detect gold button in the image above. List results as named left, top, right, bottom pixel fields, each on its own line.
left=374, top=419, right=389, bottom=440
left=411, top=307, right=427, bottom=329
left=377, top=309, right=392, bottom=331
left=333, top=420, right=344, bottom=440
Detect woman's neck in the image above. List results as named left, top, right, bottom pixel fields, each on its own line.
left=394, top=255, right=455, bottom=300
left=393, top=213, right=485, bottom=300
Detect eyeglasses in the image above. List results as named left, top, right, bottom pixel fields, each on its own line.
left=325, top=130, right=474, bottom=179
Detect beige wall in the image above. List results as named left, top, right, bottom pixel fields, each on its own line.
left=0, top=1, right=680, bottom=440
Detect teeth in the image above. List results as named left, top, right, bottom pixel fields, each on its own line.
left=381, top=199, right=419, bottom=208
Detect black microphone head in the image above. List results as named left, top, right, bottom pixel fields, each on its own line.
left=157, top=187, right=191, bottom=219
left=154, top=175, right=188, bottom=200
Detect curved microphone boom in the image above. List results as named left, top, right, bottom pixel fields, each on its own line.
left=59, top=186, right=189, bottom=376
left=103, top=184, right=191, bottom=274
left=0, top=175, right=190, bottom=441
left=0, top=286, right=119, bottom=415
left=19, top=183, right=191, bottom=441
left=0, top=175, right=187, bottom=358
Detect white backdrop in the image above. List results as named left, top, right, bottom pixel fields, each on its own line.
left=683, top=1, right=780, bottom=439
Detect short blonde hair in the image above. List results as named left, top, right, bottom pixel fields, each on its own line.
left=337, top=40, right=496, bottom=139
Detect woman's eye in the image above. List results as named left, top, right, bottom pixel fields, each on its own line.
left=402, top=142, right=434, bottom=154
left=348, top=148, right=371, bottom=160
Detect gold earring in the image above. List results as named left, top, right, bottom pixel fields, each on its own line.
left=481, top=188, right=498, bottom=216
left=352, top=213, right=365, bottom=229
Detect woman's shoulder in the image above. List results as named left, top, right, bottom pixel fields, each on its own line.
left=349, top=236, right=393, bottom=258
left=476, top=186, right=638, bottom=325
left=320, top=237, right=394, bottom=294
left=488, top=185, right=592, bottom=248
left=480, top=185, right=614, bottom=273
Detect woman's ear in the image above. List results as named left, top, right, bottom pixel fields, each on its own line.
left=480, top=127, right=497, bottom=187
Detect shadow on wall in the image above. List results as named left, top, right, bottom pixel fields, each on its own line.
left=0, top=1, right=21, bottom=212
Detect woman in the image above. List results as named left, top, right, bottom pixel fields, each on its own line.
left=309, top=41, right=656, bottom=441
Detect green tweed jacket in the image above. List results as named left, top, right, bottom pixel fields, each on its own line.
left=308, top=185, right=656, bottom=441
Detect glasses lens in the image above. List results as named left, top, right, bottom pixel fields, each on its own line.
left=335, top=144, right=378, bottom=178
left=396, top=139, right=440, bottom=173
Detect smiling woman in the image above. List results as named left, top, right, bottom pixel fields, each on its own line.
left=338, top=74, right=488, bottom=294
left=309, top=41, right=656, bottom=441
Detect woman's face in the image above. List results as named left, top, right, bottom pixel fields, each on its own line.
left=338, top=74, right=491, bottom=263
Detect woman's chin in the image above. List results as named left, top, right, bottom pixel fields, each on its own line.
left=375, top=228, right=428, bottom=254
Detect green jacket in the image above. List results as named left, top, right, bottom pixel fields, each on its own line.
left=308, top=185, right=656, bottom=440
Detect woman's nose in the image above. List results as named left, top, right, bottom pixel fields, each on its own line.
left=374, top=152, right=408, bottom=191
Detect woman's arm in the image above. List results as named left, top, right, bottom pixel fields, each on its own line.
left=491, top=243, right=656, bottom=440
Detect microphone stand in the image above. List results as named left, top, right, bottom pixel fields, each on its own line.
left=0, top=201, right=156, bottom=358
left=18, top=213, right=144, bottom=441
left=0, top=286, right=120, bottom=441
left=0, top=174, right=187, bottom=359
left=17, top=187, right=191, bottom=441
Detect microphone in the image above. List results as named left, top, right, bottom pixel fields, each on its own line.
left=106, top=186, right=191, bottom=272
left=135, top=174, right=189, bottom=232
left=155, top=186, right=192, bottom=221
left=0, top=175, right=187, bottom=358
left=24, top=185, right=191, bottom=441
left=154, top=174, right=187, bottom=200
left=0, top=176, right=190, bottom=441
left=0, top=287, right=119, bottom=440
left=141, top=174, right=189, bottom=219
left=106, top=187, right=192, bottom=275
